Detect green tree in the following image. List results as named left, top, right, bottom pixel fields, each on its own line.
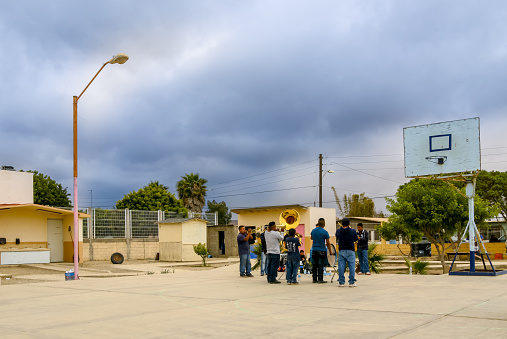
left=206, top=200, right=232, bottom=225
left=381, top=179, right=496, bottom=271
left=116, top=181, right=187, bottom=216
left=476, top=170, right=507, bottom=220
left=332, top=188, right=379, bottom=217
left=176, top=173, right=208, bottom=213
left=193, top=243, right=209, bottom=267
left=26, top=170, right=71, bottom=207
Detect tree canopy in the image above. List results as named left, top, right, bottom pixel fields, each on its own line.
left=27, top=170, right=71, bottom=207
left=475, top=170, right=507, bottom=220
left=176, top=173, right=208, bottom=213
left=116, top=181, right=187, bottom=216
left=378, top=178, right=496, bottom=269
left=332, top=188, right=382, bottom=217
left=206, top=200, right=232, bottom=225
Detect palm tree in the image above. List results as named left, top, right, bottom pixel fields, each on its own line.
left=176, top=173, right=208, bottom=213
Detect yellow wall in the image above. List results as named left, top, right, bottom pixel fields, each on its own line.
left=0, top=208, right=48, bottom=243
left=181, top=220, right=207, bottom=244
left=159, top=224, right=182, bottom=242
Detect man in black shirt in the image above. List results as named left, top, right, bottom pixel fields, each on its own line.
left=335, top=218, right=358, bottom=287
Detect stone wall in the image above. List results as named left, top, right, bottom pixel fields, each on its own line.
left=207, top=225, right=238, bottom=257
left=83, top=239, right=159, bottom=261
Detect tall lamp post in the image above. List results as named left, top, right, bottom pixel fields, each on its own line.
left=72, top=53, right=129, bottom=279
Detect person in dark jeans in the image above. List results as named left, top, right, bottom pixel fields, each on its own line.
left=264, top=221, right=284, bottom=284
left=284, top=228, right=301, bottom=285
left=310, top=218, right=332, bottom=283
left=356, top=223, right=370, bottom=275
left=336, top=218, right=358, bottom=287
left=237, top=226, right=254, bottom=277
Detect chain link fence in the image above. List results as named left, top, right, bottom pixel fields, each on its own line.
left=83, top=208, right=217, bottom=239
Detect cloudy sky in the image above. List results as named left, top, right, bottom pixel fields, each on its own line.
left=2, top=1, right=507, bottom=217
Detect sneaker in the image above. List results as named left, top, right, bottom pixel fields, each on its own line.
left=291, top=282, right=299, bottom=285
left=338, top=284, right=345, bottom=287
left=317, top=281, right=328, bottom=284
left=246, top=274, right=254, bottom=277
left=366, top=272, right=371, bottom=275
left=287, top=282, right=292, bottom=285
left=240, top=275, right=247, bottom=278
left=270, top=281, right=281, bottom=284
left=312, top=281, right=318, bottom=283
left=349, top=283, right=357, bottom=287
left=357, top=272, right=363, bottom=275
left=260, top=273, right=265, bottom=276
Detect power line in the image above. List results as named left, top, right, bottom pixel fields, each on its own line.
left=207, top=185, right=316, bottom=199
left=209, top=165, right=317, bottom=191
left=207, top=158, right=316, bottom=187
left=209, top=171, right=317, bottom=195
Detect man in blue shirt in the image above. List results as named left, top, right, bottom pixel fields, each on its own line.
left=237, top=226, right=254, bottom=277
left=310, top=218, right=332, bottom=283
left=336, top=218, right=358, bottom=287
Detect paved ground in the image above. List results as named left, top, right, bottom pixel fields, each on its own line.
left=1, top=261, right=506, bottom=338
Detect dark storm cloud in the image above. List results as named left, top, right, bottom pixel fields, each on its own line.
left=2, top=1, right=507, bottom=211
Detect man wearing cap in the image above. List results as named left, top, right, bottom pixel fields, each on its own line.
left=264, top=221, right=284, bottom=284
left=310, top=218, right=332, bottom=283
left=356, top=223, right=370, bottom=275
left=335, top=217, right=358, bottom=287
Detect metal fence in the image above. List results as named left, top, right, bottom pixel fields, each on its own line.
left=83, top=208, right=217, bottom=239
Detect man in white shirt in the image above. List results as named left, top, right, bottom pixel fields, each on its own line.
left=264, top=221, right=284, bottom=284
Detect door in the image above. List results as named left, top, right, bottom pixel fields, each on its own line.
left=218, top=231, right=225, bottom=255
left=47, top=219, right=64, bottom=262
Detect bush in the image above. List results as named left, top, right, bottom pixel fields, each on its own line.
left=193, top=243, right=209, bottom=267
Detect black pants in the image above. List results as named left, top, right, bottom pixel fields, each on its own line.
left=266, top=253, right=280, bottom=282
left=312, top=250, right=326, bottom=282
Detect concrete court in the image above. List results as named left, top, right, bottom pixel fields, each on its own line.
left=1, top=264, right=506, bottom=339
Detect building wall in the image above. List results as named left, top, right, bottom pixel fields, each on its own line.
left=159, top=224, right=182, bottom=242
left=0, top=208, right=47, bottom=243
left=0, top=208, right=84, bottom=262
left=207, top=225, right=238, bottom=257
left=0, top=170, right=33, bottom=204
left=83, top=239, right=159, bottom=261
left=158, top=220, right=208, bottom=262
left=182, top=220, right=207, bottom=244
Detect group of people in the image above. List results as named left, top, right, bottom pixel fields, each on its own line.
left=236, top=217, right=370, bottom=287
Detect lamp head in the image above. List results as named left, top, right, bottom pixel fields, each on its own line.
left=109, top=53, right=129, bottom=64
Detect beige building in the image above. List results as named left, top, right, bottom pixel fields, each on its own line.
left=231, top=205, right=336, bottom=254
left=0, top=169, right=88, bottom=264
left=158, top=218, right=208, bottom=261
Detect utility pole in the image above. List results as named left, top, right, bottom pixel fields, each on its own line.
left=319, top=154, right=323, bottom=207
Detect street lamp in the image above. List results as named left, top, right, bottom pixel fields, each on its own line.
left=72, top=53, right=129, bottom=279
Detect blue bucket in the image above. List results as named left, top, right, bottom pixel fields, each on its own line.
left=65, top=271, right=75, bottom=281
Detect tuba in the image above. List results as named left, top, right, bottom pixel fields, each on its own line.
left=279, top=209, right=300, bottom=229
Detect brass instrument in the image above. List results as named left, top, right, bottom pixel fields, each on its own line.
left=279, top=209, right=300, bottom=230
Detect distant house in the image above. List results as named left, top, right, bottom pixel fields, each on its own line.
left=338, top=216, right=388, bottom=242
left=157, top=218, right=208, bottom=261
left=231, top=204, right=336, bottom=254
left=0, top=168, right=88, bottom=264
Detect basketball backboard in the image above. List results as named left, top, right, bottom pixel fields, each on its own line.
left=403, top=117, right=481, bottom=178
